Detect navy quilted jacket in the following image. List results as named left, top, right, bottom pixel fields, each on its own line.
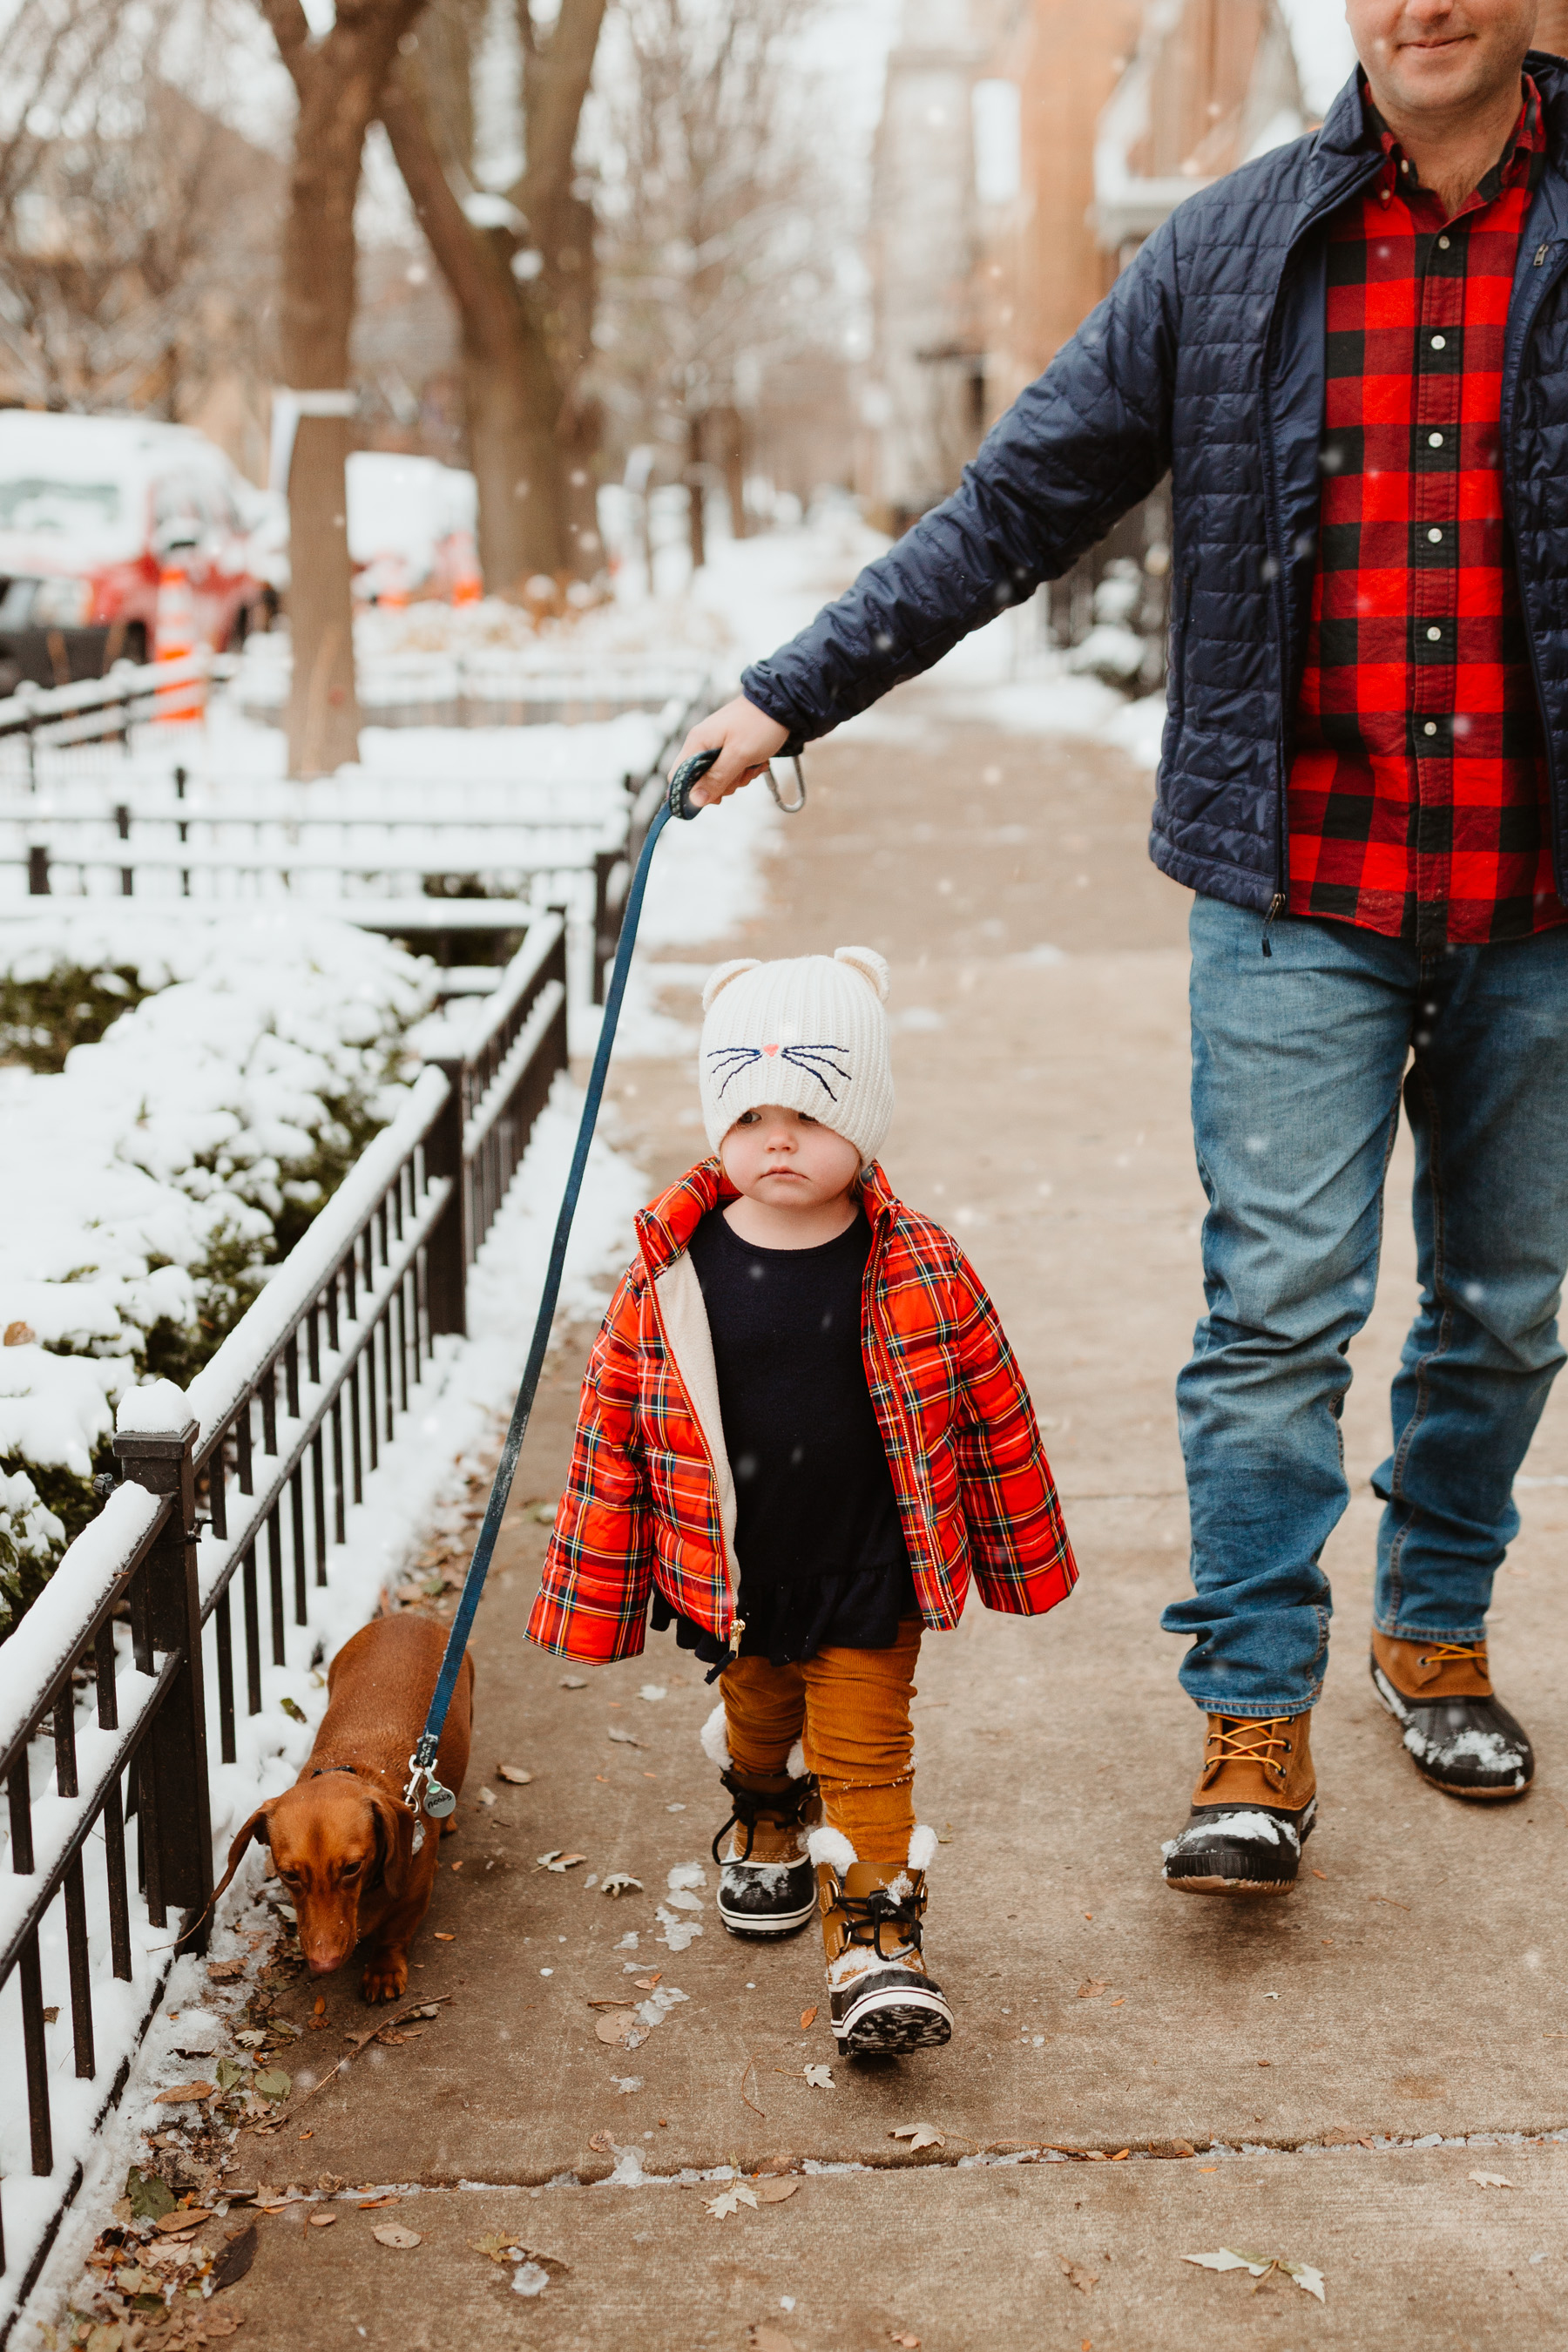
left=741, top=56, right=1568, bottom=914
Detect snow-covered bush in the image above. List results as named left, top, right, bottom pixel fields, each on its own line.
left=0, top=1466, right=64, bottom=1642
left=0, top=908, right=436, bottom=1614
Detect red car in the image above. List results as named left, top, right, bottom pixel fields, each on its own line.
left=0, top=410, right=266, bottom=691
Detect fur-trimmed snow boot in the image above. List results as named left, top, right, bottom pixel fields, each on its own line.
left=704, top=1706, right=817, bottom=1937
left=1369, top=1630, right=1533, bottom=1800
left=1161, top=1711, right=1316, bottom=1896
left=810, top=1825, right=953, bottom=2056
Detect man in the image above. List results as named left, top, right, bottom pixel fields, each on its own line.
left=675, top=0, right=1568, bottom=1896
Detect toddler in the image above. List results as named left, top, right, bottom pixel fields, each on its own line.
left=527, top=946, right=1076, bottom=2054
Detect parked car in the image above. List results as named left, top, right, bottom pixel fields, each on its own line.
left=346, top=451, right=481, bottom=605
left=0, top=410, right=266, bottom=692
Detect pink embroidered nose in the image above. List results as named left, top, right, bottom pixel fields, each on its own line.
left=761, top=1043, right=780, bottom=1058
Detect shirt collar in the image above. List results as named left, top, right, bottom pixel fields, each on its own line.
left=1363, top=71, right=1544, bottom=208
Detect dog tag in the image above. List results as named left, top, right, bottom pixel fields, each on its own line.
left=422, top=1777, right=456, bottom=1820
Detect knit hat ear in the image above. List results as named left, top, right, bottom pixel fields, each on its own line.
left=834, top=944, right=890, bottom=1004
left=701, top=957, right=760, bottom=1013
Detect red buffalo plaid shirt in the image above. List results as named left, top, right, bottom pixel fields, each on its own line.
left=526, top=1158, right=1077, bottom=1663
left=1288, top=77, right=1567, bottom=952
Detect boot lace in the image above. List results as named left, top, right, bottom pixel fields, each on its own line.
left=711, top=1767, right=813, bottom=1865
left=1204, top=1714, right=1294, bottom=1793
left=1416, top=1641, right=1487, bottom=1669
left=834, top=1879, right=927, bottom=1963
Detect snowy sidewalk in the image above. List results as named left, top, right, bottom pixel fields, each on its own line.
left=28, top=687, right=1568, bottom=2351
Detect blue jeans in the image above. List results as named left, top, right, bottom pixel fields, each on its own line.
left=1163, top=896, right=1568, bottom=1715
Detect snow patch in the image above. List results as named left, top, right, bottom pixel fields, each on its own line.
left=907, top=1823, right=938, bottom=1873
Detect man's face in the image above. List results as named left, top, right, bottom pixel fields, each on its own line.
left=1348, top=0, right=1538, bottom=115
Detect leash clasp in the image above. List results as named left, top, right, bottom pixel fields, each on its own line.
left=766, top=756, right=806, bottom=814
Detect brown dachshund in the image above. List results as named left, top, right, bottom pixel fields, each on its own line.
left=220, top=1613, right=474, bottom=2003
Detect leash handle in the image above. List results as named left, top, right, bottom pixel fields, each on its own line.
left=404, top=747, right=721, bottom=1818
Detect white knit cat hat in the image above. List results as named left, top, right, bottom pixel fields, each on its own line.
left=699, top=946, right=894, bottom=1168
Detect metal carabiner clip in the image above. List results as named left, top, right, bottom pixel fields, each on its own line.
left=766, top=756, right=807, bottom=814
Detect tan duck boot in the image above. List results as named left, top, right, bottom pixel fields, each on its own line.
left=712, top=1767, right=818, bottom=1938
left=1369, top=1630, right=1532, bottom=1800
left=808, top=1826, right=953, bottom=2056
left=1161, top=1711, right=1316, bottom=1895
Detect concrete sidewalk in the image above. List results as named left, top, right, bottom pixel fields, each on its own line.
left=47, top=696, right=1568, bottom=2349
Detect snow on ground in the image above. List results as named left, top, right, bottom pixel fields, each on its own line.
left=0, top=1075, right=645, bottom=2332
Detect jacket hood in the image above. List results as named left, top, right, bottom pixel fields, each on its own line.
left=633, top=1156, right=901, bottom=1280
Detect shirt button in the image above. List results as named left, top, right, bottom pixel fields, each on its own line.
left=1437, top=233, right=1450, bottom=248
left=1430, top=334, right=1447, bottom=349
left=1427, top=626, right=1442, bottom=640
left=1429, top=431, right=1444, bottom=447
left=1428, top=527, right=1443, bottom=542
left=1424, top=721, right=1438, bottom=736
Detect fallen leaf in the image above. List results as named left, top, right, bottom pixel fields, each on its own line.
left=535, top=1849, right=588, bottom=1871
left=280, top=1697, right=308, bottom=1724
left=633, top=1971, right=662, bottom=1990
left=803, top=2065, right=835, bottom=2091
left=252, top=2068, right=292, bottom=2101
left=125, top=2167, right=177, bottom=2221
left=212, top=2224, right=257, bottom=2290
left=1058, top=2254, right=1098, bottom=2295
left=889, top=2335, right=921, bottom=2349
left=471, top=2231, right=524, bottom=2263
left=433, top=1932, right=456, bottom=1942
left=1310, top=1868, right=1327, bottom=1880
left=1469, top=2171, right=1517, bottom=2189
left=801, top=2005, right=817, bottom=2030
left=154, top=2081, right=215, bottom=2105
left=497, top=1765, right=532, bottom=1785
left=372, top=2223, right=422, bottom=2248
left=606, top=1726, right=642, bottom=1747
left=601, top=1873, right=643, bottom=1897
left=890, top=2124, right=943, bottom=2151
left=155, top=2207, right=212, bottom=2234
left=752, top=2176, right=800, bottom=2203
left=206, top=1957, right=247, bottom=1983
left=357, top=2195, right=402, bottom=2209
left=309, top=2212, right=338, bottom=2228
left=596, top=2012, right=645, bottom=2045
left=705, top=2184, right=760, bottom=2220
left=588, top=2131, right=617, bottom=2154
left=1183, top=2249, right=1325, bottom=2302
left=1076, top=1980, right=1107, bottom=1999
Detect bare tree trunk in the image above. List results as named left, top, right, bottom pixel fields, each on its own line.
left=379, top=71, right=564, bottom=587
left=713, top=402, right=747, bottom=540
left=259, top=0, right=428, bottom=777
left=686, top=410, right=706, bottom=573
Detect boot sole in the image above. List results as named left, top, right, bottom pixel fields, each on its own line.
left=835, top=1990, right=954, bottom=2055
left=1165, top=1872, right=1294, bottom=1897
left=1369, top=1662, right=1533, bottom=1802
left=715, top=1895, right=818, bottom=1939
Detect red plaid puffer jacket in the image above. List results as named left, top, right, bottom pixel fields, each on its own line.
left=526, top=1158, right=1076, bottom=1662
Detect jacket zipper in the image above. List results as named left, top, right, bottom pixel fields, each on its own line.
left=1260, top=892, right=1285, bottom=956
left=642, top=1251, right=745, bottom=1654
left=1502, top=233, right=1568, bottom=896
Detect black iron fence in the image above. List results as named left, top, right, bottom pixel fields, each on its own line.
left=0, top=912, right=568, bottom=2327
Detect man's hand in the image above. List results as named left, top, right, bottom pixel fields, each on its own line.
left=671, top=696, right=790, bottom=807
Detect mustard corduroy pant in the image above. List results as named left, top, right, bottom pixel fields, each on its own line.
left=719, top=1616, right=922, bottom=1869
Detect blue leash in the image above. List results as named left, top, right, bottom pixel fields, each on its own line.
left=402, top=747, right=719, bottom=1828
